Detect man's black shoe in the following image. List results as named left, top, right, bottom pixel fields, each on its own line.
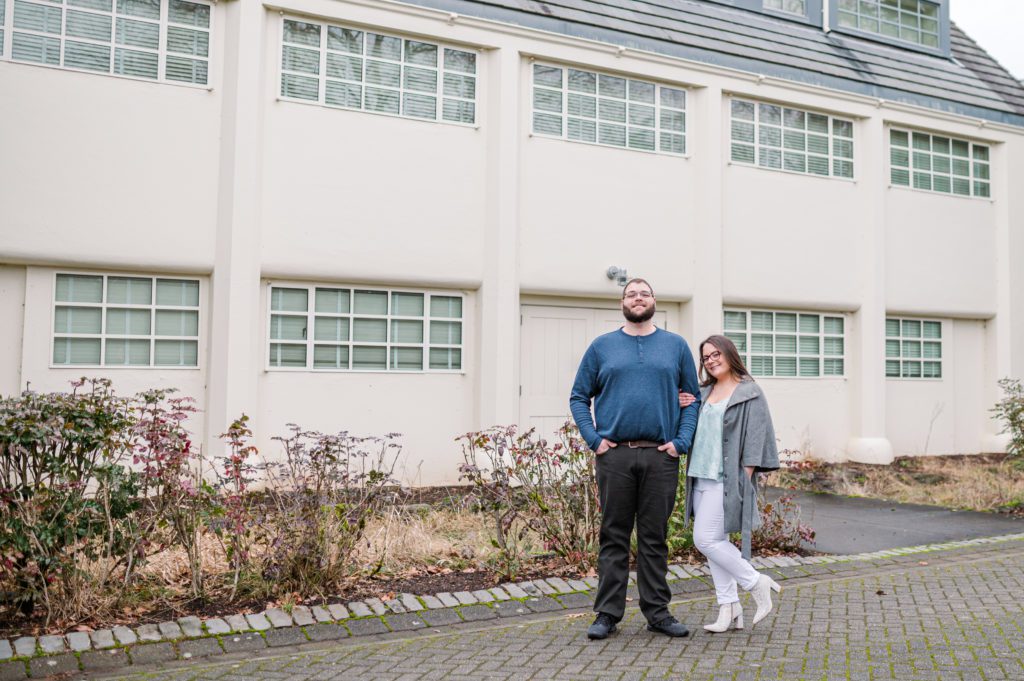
left=587, top=613, right=617, bottom=640
left=647, top=616, right=690, bottom=638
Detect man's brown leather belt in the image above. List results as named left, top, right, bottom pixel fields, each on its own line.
left=623, top=440, right=661, bottom=448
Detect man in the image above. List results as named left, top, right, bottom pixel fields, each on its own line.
left=569, top=278, right=701, bottom=640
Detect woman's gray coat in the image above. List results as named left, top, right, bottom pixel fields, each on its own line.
left=683, top=378, right=780, bottom=559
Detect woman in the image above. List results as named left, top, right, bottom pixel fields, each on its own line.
left=678, top=335, right=781, bottom=632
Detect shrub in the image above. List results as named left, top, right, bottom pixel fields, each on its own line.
left=458, top=422, right=602, bottom=576
left=992, top=378, right=1024, bottom=458
left=457, top=426, right=533, bottom=581
left=751, top=493, right=815, bottom=554
left=131, top=389, right=214, bottom=598
left=0, top=379, right=140, bottom=622
left=214, top=415, right=258, bottom=599
left=258, top=426, right=403, bottom=597
left=513, top=422, right=600, bottom=571
left=665, top=475, right=694, bottom=558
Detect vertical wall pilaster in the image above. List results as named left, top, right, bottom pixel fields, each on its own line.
left=690, top=86, right=725, bottom=344
left=477, top=47, right=521, bottom=428
left=205, top=0, right=266, bottom=454
left=846, top=114, right=893, bottom=464
left=982, top=136, right=1017, bottom=452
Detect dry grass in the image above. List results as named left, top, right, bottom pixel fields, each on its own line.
left=355, top=507, right=542, bottom=575
left=767, top=454, right=1024, bottom=513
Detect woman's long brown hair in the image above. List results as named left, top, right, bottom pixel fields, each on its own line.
left=698, top=334, right=753, bottom=387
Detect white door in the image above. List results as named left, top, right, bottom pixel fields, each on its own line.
left=519, top=304, right=668, bottom=441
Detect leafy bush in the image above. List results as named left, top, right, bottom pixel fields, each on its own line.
left=214, top=415, right=258, bottom=599
left=992, top=378, right=1024, bottom=458
left=0, top=379, right=140, bottom=622
left=458, top=422, right=602, bottom=578
left=751, top=493, right=816, bottom=554
left=665, top=475, right=694, bottom=558
left=457, top=426, right=533, bottom=581
left=132, top=389, right=213, bottom=598
left=517, top=422, right=600, bottom=570
left=258, top=426, right=403, bottom=597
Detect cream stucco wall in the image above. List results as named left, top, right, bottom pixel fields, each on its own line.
left=1, top=0, right=1022, bottom=481
left=0, top=67, right=220, bottom=272
left=0, top=266, right=26, bottom=396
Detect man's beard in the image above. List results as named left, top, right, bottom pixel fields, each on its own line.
left=622, top=301, right=656, bottom=324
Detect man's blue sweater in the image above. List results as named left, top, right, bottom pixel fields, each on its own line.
left=569, top=328, right=701, bottom=455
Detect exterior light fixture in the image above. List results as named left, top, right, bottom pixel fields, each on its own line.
left=607, top=266, right=629, bottom=286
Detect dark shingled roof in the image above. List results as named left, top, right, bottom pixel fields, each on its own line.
left=398, top=0, right=1024, bottom=127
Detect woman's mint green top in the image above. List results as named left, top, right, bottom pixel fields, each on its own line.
left=687, top=398, right=729, bottom=481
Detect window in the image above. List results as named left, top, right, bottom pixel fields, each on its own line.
left=279, top=18, right=477, bottom=125
left=889, top=129, right=990, bottom=198
left=730, top=99, right=854, bottom=178
left=764, top=0, right=806, bottom=15
left=723, top=309, right=845, bottom=378
left=886, top=318, right=941, bottom=378
left=836, top=0, right=940, bottom=48
left=531, top=63, right=687, bottom=155
left=268, top=285, right=463, bottom=371
left=52, top=273, right=200, bottom=367
left=1, top=0, right=211, bottom=84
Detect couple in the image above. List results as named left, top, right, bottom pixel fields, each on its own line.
left=569, top=277, right=781, bottom=640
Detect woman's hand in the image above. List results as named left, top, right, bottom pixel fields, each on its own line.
left=745, top=466, right=754, bottom=479
left=678, top=391, right=697, bottom=408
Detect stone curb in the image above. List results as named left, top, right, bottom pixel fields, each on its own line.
left=2, top=531, right=1022, bottom=679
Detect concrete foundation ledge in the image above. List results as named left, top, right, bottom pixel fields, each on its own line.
left=846, top=436, right=894, bottom=464
left=3, top=532, right=1024, bottom=679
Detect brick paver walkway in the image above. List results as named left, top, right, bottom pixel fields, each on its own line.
left=107, top=541, right=1024, bottom=681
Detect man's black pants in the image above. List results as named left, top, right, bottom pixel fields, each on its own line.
left=593, top=444, right=679, bottom=624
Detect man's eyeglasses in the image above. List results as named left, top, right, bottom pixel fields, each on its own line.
left=623, top=291, right=653, bottom=300
left=701, top=350, right=722, bottom=364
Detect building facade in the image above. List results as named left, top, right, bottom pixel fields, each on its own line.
left=1, top=0, right=1022, bottom=484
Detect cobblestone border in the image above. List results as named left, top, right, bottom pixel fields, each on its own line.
left=2, top=531, right=1023, bottom=680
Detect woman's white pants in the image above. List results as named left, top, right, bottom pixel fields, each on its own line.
left=692, top=477, right=760, bottom=605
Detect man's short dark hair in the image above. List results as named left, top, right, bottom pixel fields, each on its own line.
left=622, top=278, right=654, bottom=298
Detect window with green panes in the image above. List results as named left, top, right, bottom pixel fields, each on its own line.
left=531, top=63, right=687, bottom=155
left=885, top=318, right=941, bottom=378
left=268, top=285, right=463, bottom=372
left=279, top=18, right=477, bottom=125
left=2, top=0, right=211, bottom=84
left=52, top=273, right=200, bottom=367
left=730, top=99, right=854, bottom=178
left=836, top=0, right=940, bottom=48
left=764, top=0, right=805, bottom=15
left=889, top=129, right=990, bottom=198
left=723, top=309, right=845, bottom=378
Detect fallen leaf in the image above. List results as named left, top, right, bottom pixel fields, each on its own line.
left=567, top=613, right=587, bottom=619
left=918, top=561, right=928, bottom=566
left=875, top=590, right=886, bottom=596
left=625, top=597, right=633, bottom=602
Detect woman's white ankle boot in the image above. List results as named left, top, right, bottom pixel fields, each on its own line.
left=749, top=574, right=782, bottom=626
left=704, top=601, right=744, bottom=633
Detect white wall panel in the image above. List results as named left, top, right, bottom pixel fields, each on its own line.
left=260, top=103, right=486, bottom=286
left=757, top=378, right=850, bottom=462
left=0, top=266, right=26, bottom=396
left=519, top=137, right=698, bottom=299
left=885, top=190, right=996, bottom=316
left=886, top=319, right=986, bottom=455
left=722, top=165, right=862, bottom=309
left=0, top=66, right=219, bottom=269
